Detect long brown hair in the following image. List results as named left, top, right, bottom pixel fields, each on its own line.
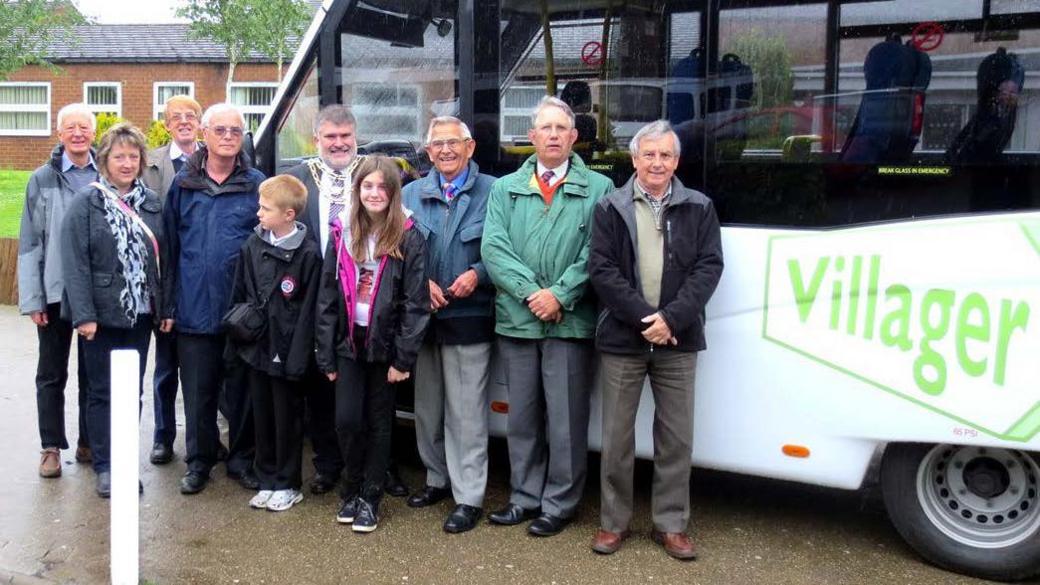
left=349, top=155, right=406, bottom=261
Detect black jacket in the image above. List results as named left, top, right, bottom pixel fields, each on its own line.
left=589, top=176, right=723, bottom=354
left=227, top=223, right=322, bottom=381
left=60, top=182, right=165, bottom=328
left=315, top=223, right=430, bottom=374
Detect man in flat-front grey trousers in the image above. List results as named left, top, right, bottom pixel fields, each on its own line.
left=481, top=96, right=614, bottom=537
left=403, top=116, right=497, bottom=534
left=588, top=120, right=723, bottom=560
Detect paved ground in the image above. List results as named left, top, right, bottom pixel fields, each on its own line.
left=0, top=305, right=1006, bottom=585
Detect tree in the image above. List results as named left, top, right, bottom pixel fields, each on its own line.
left=253, top=0, right=309, bottom=83
left=176, top=0, right=259, bottom=96
left=723, top=29, right=794, bottom=110
left=0, top=0, right=85, bottom=80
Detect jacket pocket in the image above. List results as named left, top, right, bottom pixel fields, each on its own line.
left=459, top=223, right=483, bottom=242
left=93, top=273, right=113, bottom=287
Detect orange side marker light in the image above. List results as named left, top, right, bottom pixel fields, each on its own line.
left=782, top=444, right=810, bottom=458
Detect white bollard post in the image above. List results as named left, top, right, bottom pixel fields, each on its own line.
left=110, top=349, right=139, bottom=585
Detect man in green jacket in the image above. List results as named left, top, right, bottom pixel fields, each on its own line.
left=482, top=95, right=614, bottom=536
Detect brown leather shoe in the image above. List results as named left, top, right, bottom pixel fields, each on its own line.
left=75, top=446, right=92, bottom=463
left=591, top=528, right=629, bottom=554
left=651, top=530, right=698, bottom=560
left=39, top=448, right=61, bottom=478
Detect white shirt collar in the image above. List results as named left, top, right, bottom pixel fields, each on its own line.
left=268, top=225, right=299, bottom=247
left=536, top=159, right=569, bottom=187
left=169, top=141, right=198, bottom=161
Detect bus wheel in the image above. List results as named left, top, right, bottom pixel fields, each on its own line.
left=881, top=443, right=1040, bottom=581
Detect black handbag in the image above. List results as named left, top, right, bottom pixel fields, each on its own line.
left=222, top=301, right=267, bottom=343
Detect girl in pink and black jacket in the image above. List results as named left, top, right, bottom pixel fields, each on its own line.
left=315, top=155, right=429, bottom=533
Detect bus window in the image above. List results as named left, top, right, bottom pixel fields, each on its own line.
left=496, top=4, right=685, bottom=183
left=706, top=2, right=829, bottom=226
left=338, top=1, right=458, bottom=173
left=275, top=59, right=319, bottom=172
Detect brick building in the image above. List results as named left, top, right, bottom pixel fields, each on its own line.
left=0, top=24, right=290, bottom=169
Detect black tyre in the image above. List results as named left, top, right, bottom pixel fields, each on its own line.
left=881, top=443, right=1040, bottom=581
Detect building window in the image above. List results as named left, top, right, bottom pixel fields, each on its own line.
left=84, top=82, right=121, bottom=118
left=350, top=83, right=422, bottom=142
left=0, top=82, right=50, bottom=136
left=228, top=83, right=278, bottom=132
left=154, top=82, right=195, bottom=120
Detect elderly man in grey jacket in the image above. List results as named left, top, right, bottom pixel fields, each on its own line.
left=17, top=103, right=99, bottom=478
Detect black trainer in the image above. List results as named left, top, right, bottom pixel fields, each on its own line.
left=337, top=495, right=360, bottom=524
left=352, top=498, right=379, bottom=533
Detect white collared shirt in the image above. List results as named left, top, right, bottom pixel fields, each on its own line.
left=169, top=140, right=197, bottom=160
left=268, top=225, right=299, bottom=248
left=536, top=159, right=569, bottom=187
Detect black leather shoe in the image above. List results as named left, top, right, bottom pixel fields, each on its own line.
left=149, top=442, right=173, bottom=465
left=229, top=469, right=260, bottom=490
left=528, top=513, right=572, bottom=537
left=96, top=471, right=111, bottom=499
left=488, top=503, right=541, bottom=526
left=384, top=469, right=409, bottom=498
left=310, top=472, right=339, bottom=495
left=444, top=504, right=482, bottom=534
left=180, top=472, right=208, bottom=495
left=216, top=442, right=229, bottom=462
left=407, top=485, right=451, bottom=508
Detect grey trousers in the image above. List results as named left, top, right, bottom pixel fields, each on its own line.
left=498, top=336, right=594, bottom=518
left=599, top=350, right=697, bottom=534
left=414, top=342, right=491, bottom=507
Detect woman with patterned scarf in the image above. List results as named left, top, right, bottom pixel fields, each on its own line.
left=61, top=123, right=169, bottom=498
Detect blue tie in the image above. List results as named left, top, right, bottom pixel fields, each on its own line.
left=443, top=183, right=457, bottom=202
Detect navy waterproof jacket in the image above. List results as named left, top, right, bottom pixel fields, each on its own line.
left=163, top=147, right=265, bottom=335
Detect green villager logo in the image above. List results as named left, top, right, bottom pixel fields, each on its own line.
left=763, top=217, right=1040, bottom=442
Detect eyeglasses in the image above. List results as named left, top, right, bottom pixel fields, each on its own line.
left=208, top=125, right=244, bottom=138
left=427, top=138, right=469, bottom=150
left=168, top=112, right=198, bottom=122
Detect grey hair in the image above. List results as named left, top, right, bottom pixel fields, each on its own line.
left=312, top=104, right=357, bottom=135
left=56, top=103, right=97, bottom=132
left=530, top=95, right=575, bottom=128
left=201, top=103, right=245, bottom=128
left=629, top=120, right=681, bottom=158
left=425, top=116, right=472, bottom=144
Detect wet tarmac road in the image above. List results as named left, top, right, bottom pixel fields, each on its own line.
left=0, top=306, right=1005, bottom=585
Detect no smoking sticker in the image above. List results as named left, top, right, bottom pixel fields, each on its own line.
left=911, top=21, right=944, bottom=51
left=581, top=41, right=604, bottom=67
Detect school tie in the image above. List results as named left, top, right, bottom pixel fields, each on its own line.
left=328, top=173, right=346, bottom=226
left=541, top=169, right=555, bottom=185
left=442, top=183, right=457, bottom=202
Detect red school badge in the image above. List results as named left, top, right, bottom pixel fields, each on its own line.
left=280, top=275, right=297, bottom=298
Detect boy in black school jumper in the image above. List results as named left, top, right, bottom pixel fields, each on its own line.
left=227, top=174, right=322, bottom=511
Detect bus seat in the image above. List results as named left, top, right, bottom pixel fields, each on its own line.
left=840, top=37, right=932, bottom=164
left=946, top=47, right=1026, bottom=163
left=561, top=80, right=597, bottom=144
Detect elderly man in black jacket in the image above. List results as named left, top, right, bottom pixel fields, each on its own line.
left=588, top=120, right=723, bottom=560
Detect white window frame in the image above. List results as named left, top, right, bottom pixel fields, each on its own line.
left=83, top=82, right=122, bottom=118
left=0, top=81, right=51, bottom=137
left=227, top=82, right=279, bottom=130
left=153, top=82, right=195, bottom=120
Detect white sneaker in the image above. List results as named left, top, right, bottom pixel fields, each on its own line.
left=267, top=489, right=303, bottom=512
left=249, top=490, right=274, bottom=509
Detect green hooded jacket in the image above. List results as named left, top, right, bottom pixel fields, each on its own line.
left=481, top=153, right=614, bottom=339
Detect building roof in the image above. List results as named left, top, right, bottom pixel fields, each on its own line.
left=42, top=5, right=320, bottom=65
